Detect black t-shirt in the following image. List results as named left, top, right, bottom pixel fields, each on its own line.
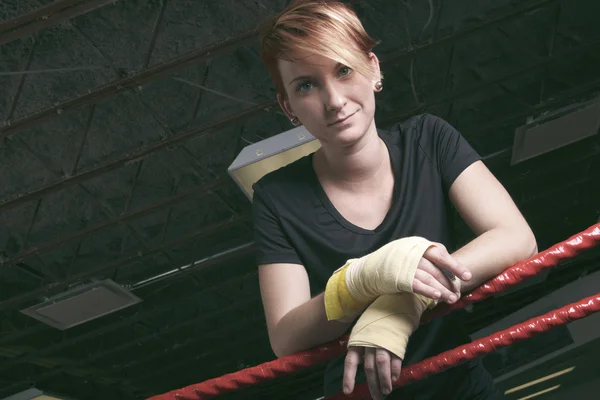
left=252, top=114, right=500, bottom=399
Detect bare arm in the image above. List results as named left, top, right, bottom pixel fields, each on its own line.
left=448, top=161, right=538, bottom=292
left=258, top=262, right=354, bottom=357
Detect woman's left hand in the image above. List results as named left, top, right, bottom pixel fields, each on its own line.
left=411, top=243, right=468, bottom=304
left=343, top=346, right=402, bottom=400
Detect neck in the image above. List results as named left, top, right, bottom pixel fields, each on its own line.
left=315, top=123, right=388, bottom=185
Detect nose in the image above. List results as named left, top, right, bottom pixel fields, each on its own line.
left=322, top=81, right=346, bottom=112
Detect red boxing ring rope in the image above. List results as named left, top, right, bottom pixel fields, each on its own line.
left=327, top=292, right=600, bottom=399
left=147, top=223, right=600, bottom=400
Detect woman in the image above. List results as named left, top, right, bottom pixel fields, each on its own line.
left=252, top=1, right=537, bottom=399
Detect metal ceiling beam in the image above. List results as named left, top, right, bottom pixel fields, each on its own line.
left=0, top=0, right=116, bottom=46
left=4, top=51, right=598, bottom=279
left=0, top=0, right=558, bottom=214
left=1, top=12, right=597, bottom=316
left=0, top=27, right=259, bottom=140
left=129, top=335, right=272, bottom=392
left=0, top=102, right=273, bottom=212
left=0, top=0, right=554, bottom=140
left=380, top=35, right=600, bottom=127
left=0, top=271, right=258, bottom=370
left=3, top=50, right=599, bottom=313
left=100, top=317, right=268, bottom=383
left=0, top=0, right=83, bottom=33
left=0, top=298, right=264, bottom=395
left=381, top=0, right=556, bottom=65
left=2, top=178, right=229, bottom=265
left=0, top=217, right=252, bottom=311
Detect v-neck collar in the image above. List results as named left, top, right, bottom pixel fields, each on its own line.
left=308, top=131, right=402, bottom=235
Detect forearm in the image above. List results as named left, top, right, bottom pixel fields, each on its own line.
left=452, top=226, right=537, bottom=293
left=270, top=292, right=354, bottom=357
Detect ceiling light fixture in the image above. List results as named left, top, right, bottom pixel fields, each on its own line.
left=228, top=125, right=320, bottom=200
left=511, top=97, right=600, bottom=165
left=20, top=279, right=142, bottom=330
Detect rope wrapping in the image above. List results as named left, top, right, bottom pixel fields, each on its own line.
left=423, top=223, right=600, bottom=323
left=148, top=223, right=600, bottom=400
left=326, top=292, right=600, bottom=399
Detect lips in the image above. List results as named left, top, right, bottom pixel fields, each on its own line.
left=328, top=110, right=358, bottom=126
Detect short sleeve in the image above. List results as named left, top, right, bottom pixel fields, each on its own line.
left=252, top=183, right=303, bottom=266
left=417, top=114, right=482, bottom=189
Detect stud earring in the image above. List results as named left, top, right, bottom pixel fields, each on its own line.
left=290, top=116, right=300, bottom=125
left=374, top=81, right=383, bottom=91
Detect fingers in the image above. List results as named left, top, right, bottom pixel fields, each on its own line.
left=412, top=278, right=445, bottom=301
left=343, top=347, right=362, bottom=395
left=391, top=355, right=403, bottom=383
left=364, top=348, right=384, bottom=400
left=424, top=244, right=472, bottom=282
left=375, top=348, right=393, bottom=396
left=414, top=260, right=459, bottom=303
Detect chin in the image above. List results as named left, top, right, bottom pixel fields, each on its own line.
left=328, top=123, right=372, bottom=147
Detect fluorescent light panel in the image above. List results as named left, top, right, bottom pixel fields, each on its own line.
left=505, top=366, right=575, bottom=395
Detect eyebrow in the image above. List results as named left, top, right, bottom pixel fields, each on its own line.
left=288, top=75, right=310, bottom=85
left=287, top=62, right=343, bottom=85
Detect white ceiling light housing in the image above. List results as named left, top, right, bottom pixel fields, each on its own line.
left=228, top=125, right=320, bottom=200
left=511, top=98, right=600, bottom=165
left=20, top=279, right=142, bottom=330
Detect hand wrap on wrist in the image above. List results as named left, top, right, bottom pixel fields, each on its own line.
left=347, top=292, right=437, bottom=359
left=324, top=237, right=434, bottom=320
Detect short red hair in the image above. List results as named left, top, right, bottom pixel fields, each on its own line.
left=259, top=0, right=380, bottom=97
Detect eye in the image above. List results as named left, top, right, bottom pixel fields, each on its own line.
left=338, top=66, right=352, bottom=77
left=296, top=81, right=313, bottom=93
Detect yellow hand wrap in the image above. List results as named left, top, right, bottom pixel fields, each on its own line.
left=348, top=292, right=437, bottom=360
left=324, top=237, right=434, bottom=320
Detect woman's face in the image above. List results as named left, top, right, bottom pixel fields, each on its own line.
left=277, top=50, right=380, bottom=148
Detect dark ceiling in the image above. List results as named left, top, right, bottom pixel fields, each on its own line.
left=1, top=0, right=600, bottom=399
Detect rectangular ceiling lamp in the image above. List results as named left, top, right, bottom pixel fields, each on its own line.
left=20, top=279, right=142, bottom=330
left=511, top=98, right=600, bottom=165
left=228, top=125, right=321, bottom=200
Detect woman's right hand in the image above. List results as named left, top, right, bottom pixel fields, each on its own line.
left=343, top=345, right=402, bottom=400
left=412, top=243, right=472, bottom=304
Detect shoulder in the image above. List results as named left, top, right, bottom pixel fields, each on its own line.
left=383, top=113, right=454, bottom=143
left=253, top=155, right=313, bottom=208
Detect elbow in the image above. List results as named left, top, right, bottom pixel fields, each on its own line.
left=513, top=224, right=538, bottom=263
left=268, top=331, right=293, bottom=358
left=524, top=226, right=538, bottom=258
left=270, top=339, right=293, bottom=358
left=270, top=340, right=285, bottom=358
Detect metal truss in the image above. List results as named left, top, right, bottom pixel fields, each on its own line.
left=0, top=270, right=256, bottom=354
left=0, top=217, right=251, bottom=310
left=1, top=0, right=599, bottom=318
left=0, top=0, right=561, bottom=217
left=0, top=0, right=115, bottom=46
left=0, top=295, right=265, bottom=396
left=0, top=29, right=259, bottom=141
left=0, top=0, right=556, bottom=204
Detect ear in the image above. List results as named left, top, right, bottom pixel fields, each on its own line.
left=277, top=92, right=295, bottom=119
left=368, top=52, right=382, bottom=83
